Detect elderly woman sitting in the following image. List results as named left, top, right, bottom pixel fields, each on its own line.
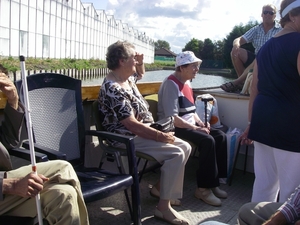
left=98, top=40, right=192, bottom=225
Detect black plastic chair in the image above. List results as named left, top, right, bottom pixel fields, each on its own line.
left=13, top=73, right=141, bottom=225
left=8, top=147, right=49, bottom=162
left=92, top=98, right=161, bottom=183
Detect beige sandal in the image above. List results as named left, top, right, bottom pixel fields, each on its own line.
left=154, top=207, right=190, bottom=225
left=150, top=186, right=181, bottom=206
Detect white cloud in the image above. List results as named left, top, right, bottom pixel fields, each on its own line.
left=83, top=0, right=282, bottom=53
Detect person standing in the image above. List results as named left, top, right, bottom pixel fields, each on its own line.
left=221, top=4, right=282, bottom=92
left=240, top=0, right=300, bottom=203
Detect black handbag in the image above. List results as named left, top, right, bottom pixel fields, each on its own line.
left=150, top=116, right=175, bottom=133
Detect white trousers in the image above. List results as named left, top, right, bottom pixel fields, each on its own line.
left=252, top=141, right=300, bottom=203
left=134, top=136, right=191, bottom=200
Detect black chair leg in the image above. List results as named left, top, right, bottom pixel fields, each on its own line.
left=99, top=161, right=104, bottom=169
left=138, top=160, right=149, bottom=183
left=228, top=140, right=241, bottom=186
left=123, top=189, right=133, bottom=220
left=228, top=141, right=249, bottom=186
left=98, top=152, right=106, bottom=169
left=137, top=157, right=141, bottom=166
left=243, top=145, right=249, bottom=175
left=192, top=147, right=198, bottom=157
left=100, top=155, right=135, bottom=222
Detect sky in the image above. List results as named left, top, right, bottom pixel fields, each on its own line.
left=81, top=0, right=282, bottom=53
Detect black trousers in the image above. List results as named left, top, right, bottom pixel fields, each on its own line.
left=175, top=127, right=227, bottom=188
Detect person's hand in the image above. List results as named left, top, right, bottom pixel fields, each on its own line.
left=205, top=122, right=211, bottom=130
left=14, top=173, right=49, bottom=198
left=196, top=120, right=211, bottom=130
left=0, top=72, right=18, bottom=110
left=195, top=126, right=210, bottom=134
left=262, top=211, right=287, bottom=225
left=135, top=52, right=144, bottom=65
left=158, top=131, right=175, bottom=144
left=239, top=126, right=253, bottom=145
left=4, top=172, right=49, bottom=198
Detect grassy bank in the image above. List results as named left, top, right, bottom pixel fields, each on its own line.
left=0, top=57, right=108, bottom=72
left=0, top=57, right=233, bottom=76
left=0, top=57, right=172, bottom=72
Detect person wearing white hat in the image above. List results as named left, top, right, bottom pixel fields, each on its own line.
left=157, top=51, right=228, bottom=207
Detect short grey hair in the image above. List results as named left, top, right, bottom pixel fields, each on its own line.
left=106, top=40, right=135, bottom=70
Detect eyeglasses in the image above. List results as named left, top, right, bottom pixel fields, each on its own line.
left=188, top=64, right=200, bottom=70
left=263, top=10, right=275, bottom=15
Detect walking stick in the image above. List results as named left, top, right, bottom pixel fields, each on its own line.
left=201, top=96, right=213, bottom=127
left=19, top=56, right=44, bottom=225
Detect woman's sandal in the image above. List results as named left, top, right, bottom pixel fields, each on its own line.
left=150, top=186, right=181, bottom=206
left=154, top=207, right=190, bottom=225
left=220, top=82, right=243, bottom=93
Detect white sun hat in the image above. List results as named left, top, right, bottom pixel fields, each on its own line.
left=175, top=51, right=202, bottom=68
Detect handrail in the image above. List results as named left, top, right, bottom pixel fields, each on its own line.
left=1, top=82, right=249, bottom=110
left=0, top=82, right=162, bottom=110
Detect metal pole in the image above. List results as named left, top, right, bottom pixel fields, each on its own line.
left=19, top=55, right=43, bottom=225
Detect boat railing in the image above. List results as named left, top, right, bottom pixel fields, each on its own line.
left=7, top=68, right=110, bottom=83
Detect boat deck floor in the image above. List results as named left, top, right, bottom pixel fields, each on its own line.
left=87, top=156, right=254, bottom=225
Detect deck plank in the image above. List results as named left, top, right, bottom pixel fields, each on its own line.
left=87, top=156, right=254, bottom=225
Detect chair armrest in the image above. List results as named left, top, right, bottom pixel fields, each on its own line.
left=8, top=148, right=48, bottom=162
left=85, top=129, right=141, bottom=224
left=85, top=130, right=137, bottom=174
left=22, top=141, right=67, bottom=160
left=86, top=130, right=135, bottom=144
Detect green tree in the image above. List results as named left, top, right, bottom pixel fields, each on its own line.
left=154, top=40, right=171, bottom=50
left=197, top=40, right=204, bottom=59
left=201, top=38, right=214, bottom=60
left=180, top=20, right=259, bottom=70
left=214, top=40, right=225, bottom=61
left=182, top=38, right=203, bottom=59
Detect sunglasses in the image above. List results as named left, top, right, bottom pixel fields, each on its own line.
left=263, top=10, right=275, bottom=15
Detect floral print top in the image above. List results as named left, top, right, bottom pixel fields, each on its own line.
left=98, top=75, right=153, bottom=143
